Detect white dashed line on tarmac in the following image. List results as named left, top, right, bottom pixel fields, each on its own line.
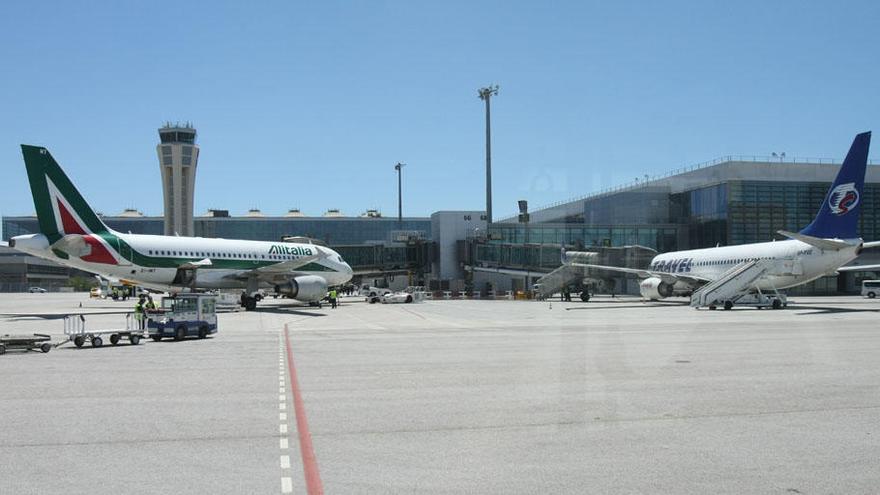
left=280, top=337, right=291, bottom=493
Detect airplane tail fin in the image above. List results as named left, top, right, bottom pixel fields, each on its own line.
left=20, top=145, right=113, bottom=244
left=799, top=132, right=872, bottom=239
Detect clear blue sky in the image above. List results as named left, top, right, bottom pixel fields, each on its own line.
left=1, top=1, right=877, bottom=222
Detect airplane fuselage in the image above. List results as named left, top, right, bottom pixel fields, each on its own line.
left=649, top=238, right=860, bottom=292
left=11, top=232, right=353, bottom=292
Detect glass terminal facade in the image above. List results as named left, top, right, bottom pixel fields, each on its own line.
left=470, top=161, right=880, bottom=295
left=486, top=224, right=680, bottom=252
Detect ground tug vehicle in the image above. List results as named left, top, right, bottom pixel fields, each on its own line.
left=147, top=293, right=218, bottom=341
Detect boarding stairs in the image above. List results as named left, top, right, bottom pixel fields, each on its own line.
left=690, top=259, right=771, bottom=308
left=534, top=265, right=583, bottom=300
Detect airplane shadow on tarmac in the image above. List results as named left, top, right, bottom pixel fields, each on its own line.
left=788, top=306, right=880, bottom=315
left=564, top=300, right=689, bottom=311
left=254, top=307, right=327, bottom=317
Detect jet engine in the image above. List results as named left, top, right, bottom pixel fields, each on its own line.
left=639, top=277, right=674, bottom=300
left=274, top=275, right=328, bottom=302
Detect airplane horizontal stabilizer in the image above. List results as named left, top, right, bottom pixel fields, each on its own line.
left=777, top=230, right=853, bottom=251
left=860, top=241, right=880, bottom=249
left=837, top=264, right=880, bottom=272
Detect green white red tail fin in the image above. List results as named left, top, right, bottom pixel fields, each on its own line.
left=20, top=145, right=121, bottom=264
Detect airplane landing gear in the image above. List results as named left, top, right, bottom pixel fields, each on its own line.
left=240, top=293, right=258, bottom=311
left=241, top=276, right=260, bottom=311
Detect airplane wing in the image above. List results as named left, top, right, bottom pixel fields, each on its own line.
left=568, top=262, right=711, bottom=285
left=178, top=258, right=213, bottom=270
left=835, top=239, right=880, bottom=271
left=837, top=264, right=880, bottom=272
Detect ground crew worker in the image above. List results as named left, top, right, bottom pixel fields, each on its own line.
left=143, top=295, right=157, bottom=328
left=134, top=295, right=146, bottom=329
left=329, top=288, right=338, bottom=309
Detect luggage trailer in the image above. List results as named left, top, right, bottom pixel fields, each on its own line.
left=0, top=334, right=54, bottom=354
left=63, top=314, right=147, bottom=348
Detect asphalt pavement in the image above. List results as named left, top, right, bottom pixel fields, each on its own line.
left=1, top=293, right=879, bottom=494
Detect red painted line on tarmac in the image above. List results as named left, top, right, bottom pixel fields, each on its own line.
left=284, top=324, right=325, bottom=495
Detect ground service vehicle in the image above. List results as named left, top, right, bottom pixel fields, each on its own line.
left=147, top=293, right=218, bottom=341
left=361, top=285, right=393, bottom=303
left=381, top=288, right=426, bottom=304
left=862, top=280, right=880, bottom=298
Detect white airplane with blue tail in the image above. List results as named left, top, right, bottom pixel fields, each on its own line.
left=567, top=132, right=880, bottom=307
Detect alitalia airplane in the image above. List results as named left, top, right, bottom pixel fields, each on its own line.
left=8, top=145, right=353, bottom=310
left=567, top=132, right=880, bottom=305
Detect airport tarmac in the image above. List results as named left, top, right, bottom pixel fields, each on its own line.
left=1, top=292, right=879, bottom=494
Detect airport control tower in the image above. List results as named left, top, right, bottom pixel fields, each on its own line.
left=156, top=123, right=199, bottom=236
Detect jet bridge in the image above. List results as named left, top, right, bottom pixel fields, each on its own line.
left=690, top=259, right=784, bottom=309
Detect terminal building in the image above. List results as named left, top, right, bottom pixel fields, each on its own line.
left=0, top=245, right=92, bottom=292
left=466, top=156, right=880, bottom=295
